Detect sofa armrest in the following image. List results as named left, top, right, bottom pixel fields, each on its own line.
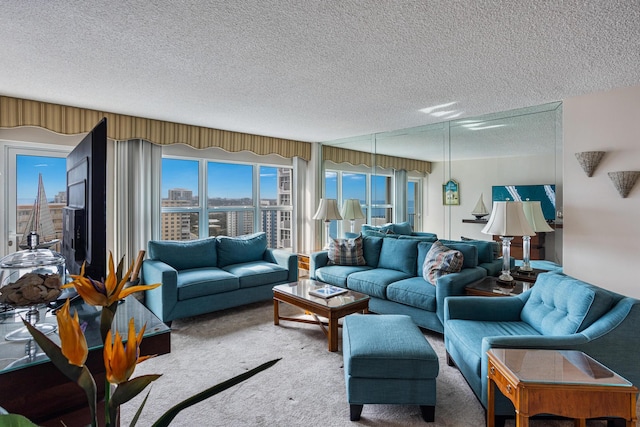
left=445, top=295, right=526, bottom=322
left=265, top=249, right=298, bottom=282
left=309, top=251, right=329, bottom=279
left=434, top=266, right=486, bottom=324
left=141, top=259, right=178, bottom=322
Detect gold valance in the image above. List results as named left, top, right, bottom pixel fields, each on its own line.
left=0, top=96, right=312, bottom=161
left=322, top=145, right=431, bottom=174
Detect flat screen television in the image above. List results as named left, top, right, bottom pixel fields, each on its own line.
left=62, top=118, right=107, bottom=280
left=492, top=184, right=556, bottom=221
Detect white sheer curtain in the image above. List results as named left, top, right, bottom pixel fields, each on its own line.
left=394, top=169, right=408, bottom=223
left=113, top=139, right=162, bottom=269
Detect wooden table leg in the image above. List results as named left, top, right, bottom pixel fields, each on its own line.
left=273, top=299, right=280, bottom=325
left=573, top=419, right=586, bottom=427
left=487, top=377, right=495, bottom=427
left=328, top=314, right=339, bottom=352
left=515, top=412, right=529, bottom=427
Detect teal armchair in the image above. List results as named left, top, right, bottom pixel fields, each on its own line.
left=444, top=271, right=640, bottom=420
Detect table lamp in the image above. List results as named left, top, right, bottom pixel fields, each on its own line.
left=482, top=201, right=534, bottom=282
left=520, top=200, right=554, bottom=272
left=340, top=199, right=365, bottom=233
left=313, top=198, right=342, bottom=249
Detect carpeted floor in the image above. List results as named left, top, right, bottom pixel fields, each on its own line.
left=120, top=301, right=633, bottom=426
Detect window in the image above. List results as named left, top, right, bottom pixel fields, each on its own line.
left=161, top=157, right=293, bottom=250
left=324, top=169, right=394, bottom=237
left=3, top=148, right=69, bottom=256
left=408, top=179, right=422, bottom=231
left=161, top=159, right=200, bottom=240
left=371, top=174, right=393, bottom=226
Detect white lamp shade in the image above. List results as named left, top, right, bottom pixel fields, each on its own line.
left=312, top=198, right=343, bottom=221
left=340, top=199, right=365, bottom=220
left=481, top=201, right=535, bottom=237
left=521, top=200, right=554, bottom=232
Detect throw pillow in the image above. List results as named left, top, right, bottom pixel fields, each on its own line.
left=423, top=240, right=464, bottom=285
left=328, top=234, right=366, bottom=266
left=391, top=221, right=413, bottom=235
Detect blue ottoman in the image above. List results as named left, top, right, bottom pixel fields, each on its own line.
left=342, top=314, right=439, bottom=422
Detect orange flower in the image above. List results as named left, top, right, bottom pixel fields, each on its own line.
left=104, top=318, right=153, bottom=384
left=57, top=299, right=88, bottom=367
left=65, top=252, right=160, bottom=307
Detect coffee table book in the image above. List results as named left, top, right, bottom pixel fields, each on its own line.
left=309, top=285, right=348, bottom=298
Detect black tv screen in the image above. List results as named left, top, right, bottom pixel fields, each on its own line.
left=62, top=118, right=107, bottom=280
left=492, top=184, right=556, bottom=221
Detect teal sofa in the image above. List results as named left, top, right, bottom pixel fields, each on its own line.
left=141, top=232, right=298, bottom=323
left=444, top=271, right=640, bottom=421
left=310, top=236, right=487, bottom=333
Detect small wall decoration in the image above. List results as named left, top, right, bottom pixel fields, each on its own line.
left=443, top=179, right=460, bottom=205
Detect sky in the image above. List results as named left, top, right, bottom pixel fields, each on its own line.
left=16, top=155, right=66, bottom=203
left=161, top=159, right=279, bottom=199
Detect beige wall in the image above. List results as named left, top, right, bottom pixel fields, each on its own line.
left=424, top=154, right=559, bottom=261
left=563, top=84, right=640, bottom=298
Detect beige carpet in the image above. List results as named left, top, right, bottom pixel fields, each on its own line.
left=120, top=301, right=632, bottom=426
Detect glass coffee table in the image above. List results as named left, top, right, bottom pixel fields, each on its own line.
left=273, top=279, right=369, bottom=352
left=487, top=348, right=638, bottom=426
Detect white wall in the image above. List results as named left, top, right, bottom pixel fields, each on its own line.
left=424, top=154, right=559, bottom=261
left=563, top=84, right=640, bottom=298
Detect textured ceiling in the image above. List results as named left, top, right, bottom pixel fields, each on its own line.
left=1, top=1, right=639, bottom=143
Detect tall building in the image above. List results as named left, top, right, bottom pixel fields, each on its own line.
left=276, top=168, right=292, bottom=249
left=161, top=189, right=196, bottom=240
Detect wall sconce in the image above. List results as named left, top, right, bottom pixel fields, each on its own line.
left=575, top=151, right=605, bottom=177
left=608, top=171, right=640, bottom=198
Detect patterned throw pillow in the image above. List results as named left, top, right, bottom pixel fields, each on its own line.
left=328, top=234, right=366, bottom=266
left=423, top=240, right=464, bottom=284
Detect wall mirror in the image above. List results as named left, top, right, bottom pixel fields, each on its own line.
left=321, top=101, right=562, bottom=264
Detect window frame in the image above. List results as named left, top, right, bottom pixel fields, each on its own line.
left=160, top=155, right=294, bottom=250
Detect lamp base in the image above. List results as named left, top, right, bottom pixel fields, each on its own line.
left=498, top=272, right=514, bottom=282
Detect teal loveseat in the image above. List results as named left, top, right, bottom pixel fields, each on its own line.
left=141, top=232, right=297, bottom=323
left=444, top=271, right=640, bottom=421
left=310, top=236, right=487, bottom=333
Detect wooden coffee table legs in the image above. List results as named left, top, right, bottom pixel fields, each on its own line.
left=272, top=294, right=368, bottom=352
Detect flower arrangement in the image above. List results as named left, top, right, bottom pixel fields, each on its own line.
left=2, top=253, right=278, bottom=427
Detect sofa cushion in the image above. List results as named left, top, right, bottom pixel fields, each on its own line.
left=521, top=272, right=618, bottom=335
left=216, top=232, right=267, bottom=268
left=362, top=224, right=395, bottom=235
left=316, top=265, right=372, bottom=287
left=386, top=277, right=437, bottom=312
left=176, top=267, right=239, bottom=300
left=347, top=268, right=413, bottom=299
left=362, top=236, right=383, bottom=267
left=391, top=221, right=413, bottom=235
left=445, top=319, right=541, bottom=376
left=148, top=237, right=217, bottom=271
left=423, top=241, right=464, bottom=285
left=456, top=238, right=499, bottom=264
left=398, top=234, right=438, bottom=242
left=377, top=238, right=418, bottom=275
left=223, top=261, right=289, bottom=288
left=434, top=241, right=478, bottom=269
left=328, top=235, right=366, bottom=266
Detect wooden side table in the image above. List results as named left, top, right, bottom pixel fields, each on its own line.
left=487, top=348, right=638, bottom=427
left=510, top=268, right=547, bottom=283
left=297, top=253, right=310, bottom=278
